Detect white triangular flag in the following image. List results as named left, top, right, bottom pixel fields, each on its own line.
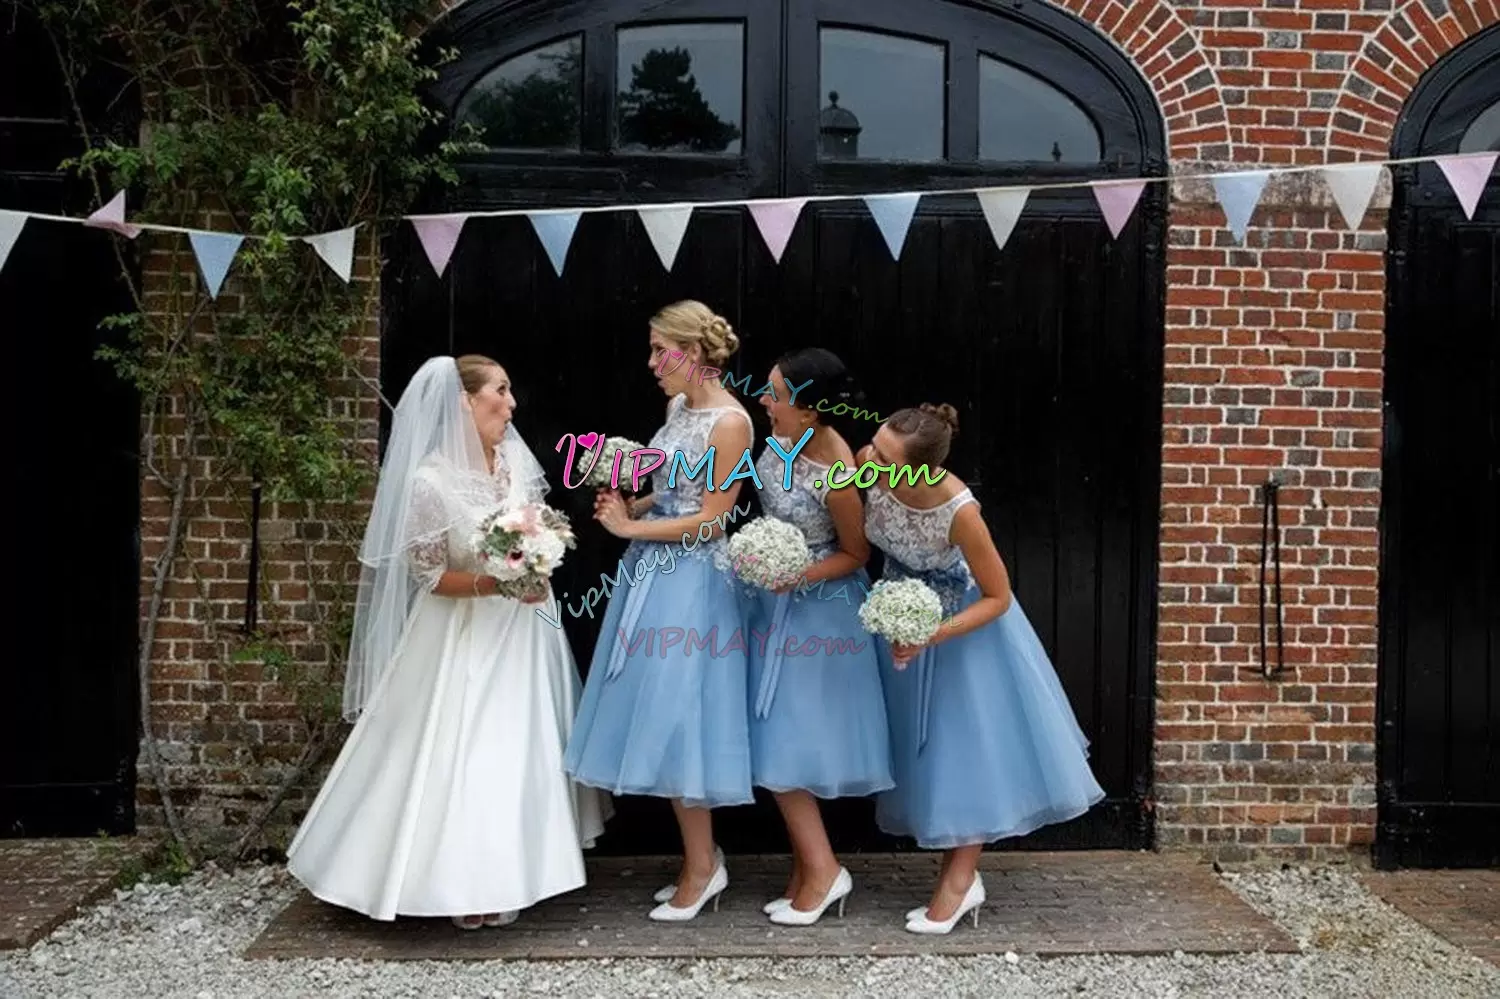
left=302, top=226, right=358, bottom=282
left=0, top=211, right=27, bottom=272
left=637, top=206, right=693, bottom=271
left=1321, top=163, right=1384, bottom=231
left=1435, top=152, right=1498, bottom=221
left=975, top=189, right=1029, bottom=252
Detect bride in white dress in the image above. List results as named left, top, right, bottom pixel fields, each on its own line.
left=286, top=354, right=611, bottom=929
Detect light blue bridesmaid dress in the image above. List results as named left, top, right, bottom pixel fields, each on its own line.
left=563, top=395, right=756, bottom=809
left=736, top=443, right=893, bottom=798
left=866, top=486, right=1105, bottom=848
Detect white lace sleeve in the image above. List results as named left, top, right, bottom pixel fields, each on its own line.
left=405, top=473, right=449, bottom=592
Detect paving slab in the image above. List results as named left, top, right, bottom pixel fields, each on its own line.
left=0, top=838, right=159, bottom=950
left=245, top=851, right=1297, bottom=961
left=1363, top=869, right=1500, bottom=968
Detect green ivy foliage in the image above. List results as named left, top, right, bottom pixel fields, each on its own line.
left=32, top=0, right=479, bottom=501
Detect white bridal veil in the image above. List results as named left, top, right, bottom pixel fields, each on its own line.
left=341, top=356, right=550, bottom=721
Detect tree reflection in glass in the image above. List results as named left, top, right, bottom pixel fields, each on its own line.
left=616, top=24, right=744, bottom=155
left=457, top=37, right=582, bottom=150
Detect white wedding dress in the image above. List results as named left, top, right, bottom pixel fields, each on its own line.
left=286, top=450, right=611, bottom=920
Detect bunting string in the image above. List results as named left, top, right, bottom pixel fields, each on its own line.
left=0, top=151, right=1493, bottom=286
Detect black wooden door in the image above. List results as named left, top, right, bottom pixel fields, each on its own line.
left=0, top=4, right=142, bottom=837
left=1377, top=26, right=1500, bottom=869
left=392, top=0, right=1165, bottom=853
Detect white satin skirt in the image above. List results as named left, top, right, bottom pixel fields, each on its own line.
left=286, top=592, right=611, bottom=920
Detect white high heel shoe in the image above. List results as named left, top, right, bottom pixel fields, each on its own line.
left=648, top=862, right=728, bottom=922
left=767, top=867, right=852, bottom=926
left=652, top=847, right=724, bottom=903
left=763, top=897, right=792, bottom=915
left=905, top=874, right=985, bottom=935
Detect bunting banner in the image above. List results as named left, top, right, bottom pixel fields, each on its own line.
left=0, top=210, right=25, bottom=272
left=1322, top=163, right=1384, bottom=232
left=301, top=226, right=358, bottom=283
left=1213, top=171, right=1271, bottom=244
left=637, top=205, right=694, bottom=270
left=748, top=198, right=806, bottom=263
left=188, top=231, right=244, bottom=299
left=411, top=214, right=466, bottom=278
left=1, top=152, right=1494, bottom=287
left=528, top=211, right=581, bottom=277
left=976, top=188, right=1030, bottom=252
left=863, top=193, right=921, bottom=260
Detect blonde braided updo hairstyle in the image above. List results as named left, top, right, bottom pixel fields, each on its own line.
left=650, top=300, right=741, bottom=366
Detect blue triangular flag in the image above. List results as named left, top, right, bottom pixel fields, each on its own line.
left=863, top=193, right=921, bottom=260
left=528, top=211, right=582, bottom=277
left=188, top=231, right=244, bottom=299
left=1213, top=171, right=1270, bottom=244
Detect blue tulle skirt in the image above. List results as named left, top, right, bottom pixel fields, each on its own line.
left=745, top=569, right=895, bottom=798
left=875, top=587, right=1105, bottom=848
left=563, top=539, right=753, bottom=809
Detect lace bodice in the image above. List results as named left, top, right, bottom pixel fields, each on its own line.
left=755, top=441, right=836, bottom=552
left=404, top=452, right=512, bottom=590
left=865, top=486, right=978, bottom=614
left=645, top=394, right=753, bottom=522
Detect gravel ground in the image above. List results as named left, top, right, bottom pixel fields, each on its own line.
left=2, top=863, right=1496, bottom=999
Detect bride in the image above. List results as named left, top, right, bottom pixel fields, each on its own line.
left=286, top=355, right=611, bottom=929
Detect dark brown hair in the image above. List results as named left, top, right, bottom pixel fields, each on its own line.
left=885, top=403, right=959, bottom=468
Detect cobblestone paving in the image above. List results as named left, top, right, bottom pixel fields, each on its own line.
left=245, top=851, right=1296, bottom=960
left=0, top=839, right=158, bottom=950
left=1363, top=869, right=1500, bottom=968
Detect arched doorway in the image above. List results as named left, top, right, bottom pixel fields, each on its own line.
left=385, top=0, right=1166, bottom=854
left=1377, top=24, right=1499, bottom=869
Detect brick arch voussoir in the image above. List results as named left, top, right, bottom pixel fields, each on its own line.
left=1326, top=0, right=1499, bottom=160
left=1046, top=0, right=1231, bottom=161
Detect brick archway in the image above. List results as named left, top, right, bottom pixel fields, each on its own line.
left=1045, top=0, right=1230, bottom=161
left=1326, top=0, right=1499, bottom=158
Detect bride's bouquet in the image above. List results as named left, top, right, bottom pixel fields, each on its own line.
left=577, top=436, right=647, bottom=490
left=857, top=578, right=944, bottom=646
left=726, top=516, right=813, bottom=590
left=475, top=503, right=577, bottom=601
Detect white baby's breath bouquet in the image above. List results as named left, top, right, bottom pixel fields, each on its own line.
left=578, top=436, right=647, bottom=490
left=858, top=578, right=944, bottom=646
left=475, top=503, right=577, bottom=600
left=726, top=516, right=813, bottom=590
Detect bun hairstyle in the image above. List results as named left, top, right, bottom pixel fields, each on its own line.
left=775, top=346, right=864, bottom=409
left=886, top=403, right=960, bottom=468
left=455, top=354, right=502, bottom=394
left=651, top=300, right=741, bottom=366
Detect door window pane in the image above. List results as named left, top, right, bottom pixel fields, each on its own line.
left=615, top=23, right=744, bottom=155
left=818, top=29, right=945, bottom=162
left=455, top=36, right=583, bottom=150
left=1459, top=99, right=1500, bottom=153
left=979, top=56, right=1101, bottom=163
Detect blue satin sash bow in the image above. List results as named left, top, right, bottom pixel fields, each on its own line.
left=752, top=591, right=795, bottom=719
left=882, top=556, right=969, bottom=755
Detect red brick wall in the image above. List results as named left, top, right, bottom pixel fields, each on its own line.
left=136, top=0, right=1498, bottom=859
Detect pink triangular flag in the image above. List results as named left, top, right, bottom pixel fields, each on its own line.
left=1435, top=152, right=1498, bottom=220
left=410, top=215, right=466, bottom=277
left=84, top=191, right=141, bottom=239
left=747, top=198, right=806, bottom=263
left=1092, top=180, right=1147, bottom=239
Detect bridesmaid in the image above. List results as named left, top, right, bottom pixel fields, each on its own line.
left=744, top=348, right=893, bottom=926
left=563, top=300, right=755, bottom=922
left=860, top=403, right=1105, bottom=935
